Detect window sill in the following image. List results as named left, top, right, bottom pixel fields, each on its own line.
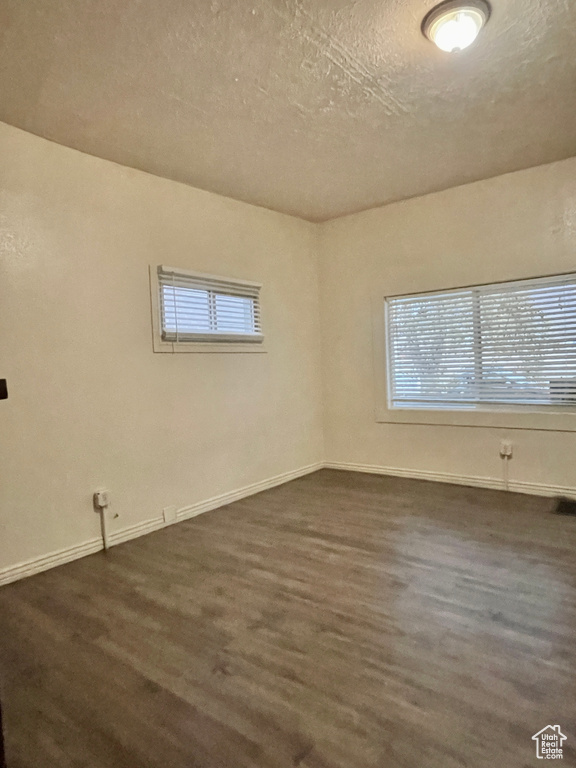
left=375, top=404, right=576, bottom=432
left=153, top=339, right=268, bottom=354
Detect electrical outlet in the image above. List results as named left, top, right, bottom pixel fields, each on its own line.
left=500, top=440, right=513, bottom=458
left=163, top=506, right=177, bottom=524
left=93, top=490, right=110, bottom=508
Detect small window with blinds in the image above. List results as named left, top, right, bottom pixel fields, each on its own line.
left=385, top=274, right=576, bottom=410
left=154, top=266, right=263, bottom=347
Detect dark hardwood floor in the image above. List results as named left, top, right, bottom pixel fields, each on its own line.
left=1, top=469, right=576, bottom=767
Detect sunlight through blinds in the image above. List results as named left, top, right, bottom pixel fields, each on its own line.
left=158, top=266, right=263, bottom=344
left=386, top=274, right=576, bottom=409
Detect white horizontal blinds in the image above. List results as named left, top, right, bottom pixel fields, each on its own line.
left=387, top=274, right=576, bottom=408
left=387, top=290, right=477, bottom=406
left=477, top=278, right=576, bottom=404
left=158, top=267, right=262, bottom=342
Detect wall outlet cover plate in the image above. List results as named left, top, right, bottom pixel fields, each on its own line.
left=163, top=506, right=178, bottom=524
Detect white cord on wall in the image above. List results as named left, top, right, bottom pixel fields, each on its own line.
left=100, top=506, right=111, bottom=550
left=499, top=441, right=513, bottom=492
left=502, top=455, right=510, bottom=492
left=94, top=490, right=112, bottom=550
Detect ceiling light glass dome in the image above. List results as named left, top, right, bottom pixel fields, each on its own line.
left=423, top=1, right=491, bottom=52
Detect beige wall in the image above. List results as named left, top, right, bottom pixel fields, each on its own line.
left=0, top=123, right=323, bottom=575
left=319, top=159, right=576, bottom=494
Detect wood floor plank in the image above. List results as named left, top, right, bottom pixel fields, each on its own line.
left=1, top=469, right=575, bottom=767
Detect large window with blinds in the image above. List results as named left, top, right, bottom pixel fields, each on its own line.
left=155, top=266, right=263, bottom=346
left=385, top=274, right=576, bottom=410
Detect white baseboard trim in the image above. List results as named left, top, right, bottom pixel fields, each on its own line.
left=107, top=515, right=166, bottom=546
left=177, top=462, right=324, bottom=521
left=0, top=461, right=323, bottom=588
left=0, top=538, right=102, bottom=588
left=324, top=461, right=576, bottom=499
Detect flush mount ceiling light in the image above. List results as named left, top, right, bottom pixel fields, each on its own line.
left=422, top=0, right=491, bottom=53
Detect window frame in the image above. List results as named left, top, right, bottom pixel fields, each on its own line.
left=372, top=274, right=576, bottom=433
left=149, top=265, right=267, bottom=354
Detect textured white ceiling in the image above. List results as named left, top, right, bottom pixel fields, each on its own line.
left=0, top=0, right=574, bottom=220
